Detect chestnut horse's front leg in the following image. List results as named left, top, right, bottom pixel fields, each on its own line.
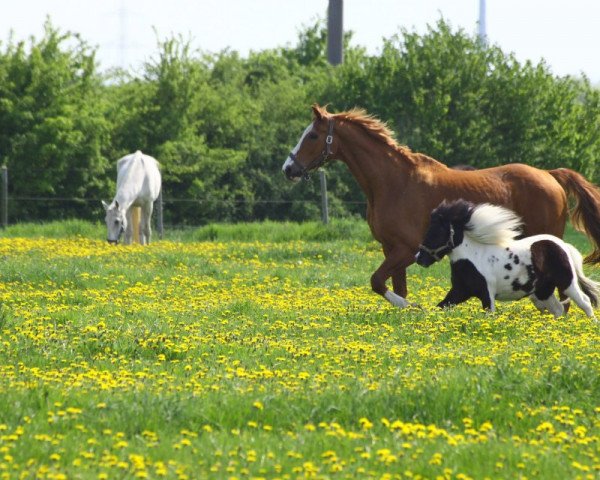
left=391, top=269, right=408, bottom=298
left=371, top=245, right=414, bottom=308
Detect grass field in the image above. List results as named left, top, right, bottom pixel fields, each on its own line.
left=0, top=220, right=599, bottom=479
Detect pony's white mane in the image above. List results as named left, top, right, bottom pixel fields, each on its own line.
left=465, top=203, right=523, bottom=246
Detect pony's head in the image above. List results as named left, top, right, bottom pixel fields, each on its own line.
left=415, top=199, right=475, bottom=267
left=102, top=200, right=127, bottom=244
left=282, top=104, right=336, bottom=181
left=416, top=199, right=524, bottom=266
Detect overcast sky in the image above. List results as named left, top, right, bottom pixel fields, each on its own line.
left=1, top=0, right=599, bottom=82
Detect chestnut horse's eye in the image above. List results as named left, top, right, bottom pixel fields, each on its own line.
left=308, top=132, right=319, bottom=140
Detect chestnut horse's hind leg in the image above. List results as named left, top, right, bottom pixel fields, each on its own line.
left=371, top=246, right=414, bottom=308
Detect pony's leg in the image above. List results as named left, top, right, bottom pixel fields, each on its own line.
left=530, top=295, right=547, bottom=314
left=562, top=284, right=595, bottom=318
left=482, top=294, right=495, bottom=312
left=437, top=287, right=472, bottom=309
left=559, top=293, right=571, bottom=314
left=473, top=284, right=495, bottom=312
left=531, top=294, right=564, bottom=318
left=371, top=246, right=414, bottom=308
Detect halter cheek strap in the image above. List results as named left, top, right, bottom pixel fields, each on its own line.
left=419, top=224, right=455, bottom=261
left=288, top=119, right=335, bottom=180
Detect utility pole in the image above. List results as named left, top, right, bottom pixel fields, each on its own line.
left=327, top=0, right=344, bottom=65
left=320, top=0, right=344, bottom=225
left=478, top=0, right=487, bottom=43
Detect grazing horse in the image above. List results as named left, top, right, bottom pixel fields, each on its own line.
left=415, top=200, right=599, bottom=319
left=102, top=150, right=161, bottom=245
left=282, top=104, right=600, bottom=309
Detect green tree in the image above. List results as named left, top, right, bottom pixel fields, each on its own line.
left=1, top=18, right=598, bottom=225
left=325, top=19, right=600, bottom=180
left=0, top=20, right=111, bottom=220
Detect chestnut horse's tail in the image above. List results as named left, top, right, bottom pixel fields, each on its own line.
left=549, top=168, right=600, bottom=264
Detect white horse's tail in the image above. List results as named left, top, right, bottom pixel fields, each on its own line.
left=565, top=243, right=600, bottom=307
left=465, top=203, right=523, bottom=247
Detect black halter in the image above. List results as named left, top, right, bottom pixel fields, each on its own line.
left=419, top=224, right=455, bottom=261
left=288, top=120, right=335, bottom=180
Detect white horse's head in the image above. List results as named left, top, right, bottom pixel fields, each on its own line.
left=102, top=200, right=127, bottom=244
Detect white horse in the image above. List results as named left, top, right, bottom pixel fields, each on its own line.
left=415, top=199, right=599, bottom=319
left=102, top=151, right=161, bottom=245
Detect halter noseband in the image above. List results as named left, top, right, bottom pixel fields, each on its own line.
left=419, top=224, right=455, bottom=261
left=288, top=120, right=335, bottom=180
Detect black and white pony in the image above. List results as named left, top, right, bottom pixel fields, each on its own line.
left=415, top=199, right=599, bottom=319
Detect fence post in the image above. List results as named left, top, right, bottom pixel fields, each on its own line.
left=1, top=166, right=7, bottom=228
left=156, top=189, right=164, bottom=239
left=319, top=170, right=329, bottom=225
left=131, top=207, right=141, bottom=243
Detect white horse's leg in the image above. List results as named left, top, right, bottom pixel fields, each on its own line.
left=140, top=202, right=154, bottom=245
left=124, top=208, right=134, bottom=245
left=138, top=206, right=146, bottom=245
left=563, top=283, right=595, bottom=319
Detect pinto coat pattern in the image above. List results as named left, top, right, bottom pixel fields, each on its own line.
left=415, top=199, right=600, bottom=319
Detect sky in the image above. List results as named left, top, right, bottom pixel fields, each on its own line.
left=1, top=0, right=599, bottom=83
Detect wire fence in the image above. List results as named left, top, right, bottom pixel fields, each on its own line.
left=0, top=167, right=368, bottom=230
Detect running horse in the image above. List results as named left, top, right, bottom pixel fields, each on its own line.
left=415, top=199, right=599, bottom=318
left=282, top=104, right=600, bottom=309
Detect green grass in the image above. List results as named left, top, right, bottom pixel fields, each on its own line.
left=0, top=218, right=373, bottom=243
left=0, top=219, right=598, bottom=479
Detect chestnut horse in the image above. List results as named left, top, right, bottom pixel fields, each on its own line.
left=282, top=104, right=600, bottom=309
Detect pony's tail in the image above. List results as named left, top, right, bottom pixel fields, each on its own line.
left=549, top=168, right=600, bottom=264
left=564, top=243, right=600, bottom=307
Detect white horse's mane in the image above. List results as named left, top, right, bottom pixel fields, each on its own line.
left=465, top=203, right=523, bottom=246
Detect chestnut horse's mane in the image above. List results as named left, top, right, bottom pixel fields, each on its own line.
left=331, top=107, right=413, bottom=156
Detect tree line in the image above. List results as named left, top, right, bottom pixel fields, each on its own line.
left=0, top=19, right=598, bottom=224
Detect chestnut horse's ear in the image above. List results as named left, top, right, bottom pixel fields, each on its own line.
left=312, top=103, right=327, bottom=120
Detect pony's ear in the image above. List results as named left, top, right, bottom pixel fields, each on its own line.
left=312, top=103, right=327, bottom=120
left=114, top=200, right=119, bottom=209
left=102, top=200, right=109, bottom=211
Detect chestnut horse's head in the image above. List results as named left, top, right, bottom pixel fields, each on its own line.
left=282, top=104, right=336, bottom=181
